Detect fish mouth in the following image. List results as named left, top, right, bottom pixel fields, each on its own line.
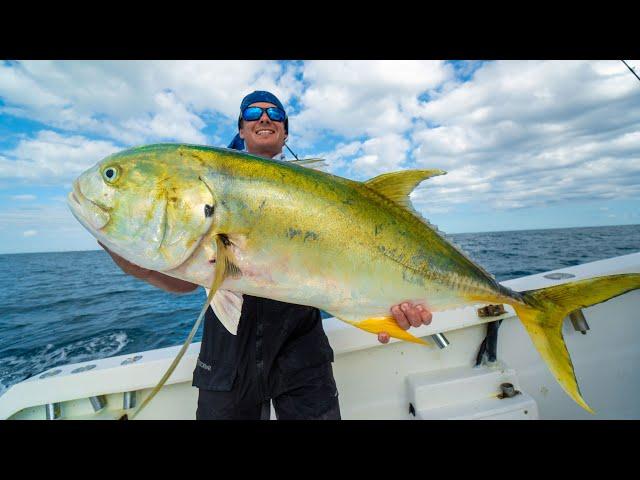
left=67, top=180, right=110, bottom=231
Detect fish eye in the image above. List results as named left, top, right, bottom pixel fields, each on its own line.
left=103, top=166, right=119, bottom=182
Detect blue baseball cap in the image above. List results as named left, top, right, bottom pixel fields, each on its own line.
left=228, top=90, right=288, bottom=151
left=240, top=90, right=286, bottom=114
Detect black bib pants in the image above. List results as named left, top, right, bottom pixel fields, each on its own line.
left=192, top=295, right=341, bottom=420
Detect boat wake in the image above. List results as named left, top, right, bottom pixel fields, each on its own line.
left=0, top=331, right=130, bottom=397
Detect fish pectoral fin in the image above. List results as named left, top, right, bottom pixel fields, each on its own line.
left=206, top=234, right=243, bottom=334
left=344, top=316, right=430, bottom=346
left=207, top=289, right=243, bottom=335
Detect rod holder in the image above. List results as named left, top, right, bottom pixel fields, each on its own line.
left=90, top=395, right=107, bottom=412
left=498, top=382, right=521, bottom=399
left=123, top=391, right=137, bottom=410
left=569, top=309, right=590, bottom=335
left=431, top=333, right=450, bottom=349
left=45, top=403, right=61, bottom=420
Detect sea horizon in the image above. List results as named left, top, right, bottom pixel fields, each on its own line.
left=2, top=222, right=639, bottom=256
left=2, top=223, right=639, bottom=395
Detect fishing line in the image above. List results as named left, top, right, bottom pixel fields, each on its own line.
left=128, top=285, right=217, bottom=420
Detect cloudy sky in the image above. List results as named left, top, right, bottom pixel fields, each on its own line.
left=0, top=60, right=639, bottom=254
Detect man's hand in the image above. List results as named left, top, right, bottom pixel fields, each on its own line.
left=98, top=241, right=199, bottom=294
left=378, top=303, right=433, bottom=344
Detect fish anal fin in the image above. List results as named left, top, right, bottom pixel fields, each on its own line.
left=348, top=316, right=430, bottom=346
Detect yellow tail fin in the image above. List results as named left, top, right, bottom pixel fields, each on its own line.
left=514, top=273, right=640, bottom=413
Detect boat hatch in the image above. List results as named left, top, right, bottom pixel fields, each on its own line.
left=406, top=365, right=539, bottom=420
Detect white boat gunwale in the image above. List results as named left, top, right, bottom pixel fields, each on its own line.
left=2, top=252, right=639, bottom=420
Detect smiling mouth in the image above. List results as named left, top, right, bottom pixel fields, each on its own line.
left=255, top=129, right=275, bottom=136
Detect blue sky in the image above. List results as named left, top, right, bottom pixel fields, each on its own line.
left=0, top=60, right=639, bottom=254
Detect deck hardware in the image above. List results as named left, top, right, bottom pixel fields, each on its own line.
left=475, top=320, right=502, bottom=365
left=430, top=333, right=450, bottom=349
left=45, top=402, right=61, bottom=420
left=71, top=364, right=96, bottom=374
left=39, top=369, right=62, bottom=379
left=121, top=355, right=143, bottom=365
left=477, top=304, right=506, bottom=317
left=89, top=395, right=107, bottom=412
left=569, top=309, right=590, bottom=335
left=544, top=272, right=576, bottom=280
left=498, top=383, right=521, bottom=399
left=123, top=391, right=137, bottom=410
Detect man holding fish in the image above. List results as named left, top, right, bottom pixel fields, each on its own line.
left=100, top=91, right=433, bottom=420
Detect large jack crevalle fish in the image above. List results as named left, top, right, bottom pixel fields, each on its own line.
left=68, top=144, right=640, bottom=417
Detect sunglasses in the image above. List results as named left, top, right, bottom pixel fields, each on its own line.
left=241, top=106, right=287, bottom=123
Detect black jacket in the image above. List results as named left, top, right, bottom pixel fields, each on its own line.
left=192, top=294, right=334, bottom=399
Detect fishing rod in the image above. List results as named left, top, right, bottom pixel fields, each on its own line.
left=284, top=142, right=300, bottom=161
left=621, top=60, right=640, bottom=83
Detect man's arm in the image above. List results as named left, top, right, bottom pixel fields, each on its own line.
left=98, top=241, right=199, bottom=294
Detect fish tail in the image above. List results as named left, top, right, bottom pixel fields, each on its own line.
left=513, top=273, right=640, bottom=413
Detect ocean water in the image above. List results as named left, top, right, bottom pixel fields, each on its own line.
left=1, top=224, right=639, bottom=396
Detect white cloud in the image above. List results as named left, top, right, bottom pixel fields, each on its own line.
left=1, top=59, right=639, bottom=223
left=351, top=134, right=410, bottom=178
left=0, top=60, right=301, bottom=146
left=10, top=194, right=36, bottom=201
left=317, top=133, right=411, bottom=179
left=294, top=60, right=454, bottom=141
left=119, top=91, right=207, bottom=144
left=22, top=229, right=37, bottom=237
left=410, top=60, right=640, bottom=212
left=0, top=61, right=66, bottom=109
left=0, top=130, right=121, bottom=184
left=319, top=140, right=364, bottom=172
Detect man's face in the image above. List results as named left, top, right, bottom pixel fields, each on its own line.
left=239, top=101, right=287, bottom=156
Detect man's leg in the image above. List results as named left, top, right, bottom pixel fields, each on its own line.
left=272, top=362, right=341, bottom=420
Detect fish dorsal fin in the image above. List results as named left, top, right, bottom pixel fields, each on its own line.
left=365, top=169, right=495, bottom=281
left=364, top=169, right=446, bottom=210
